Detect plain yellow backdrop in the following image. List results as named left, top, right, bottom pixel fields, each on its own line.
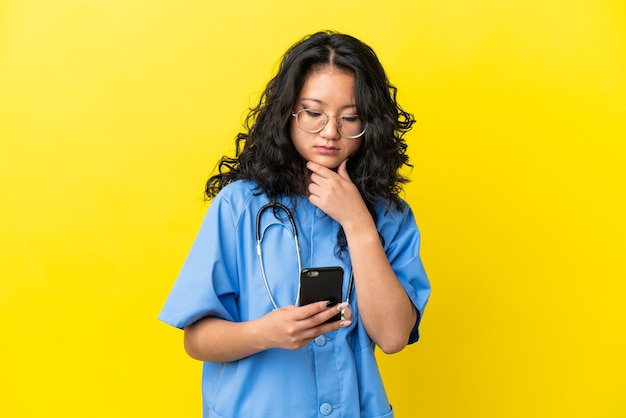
left=1, top=0, right=625, bottom=417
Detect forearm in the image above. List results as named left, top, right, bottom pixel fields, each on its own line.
left=184, top=316, right=266, bottom=362
left=183, top=302, right=346, bottom=362
left=344, top=218, right=417, bottom=354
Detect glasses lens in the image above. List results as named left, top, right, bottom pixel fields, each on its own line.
left=295, top=109, right=365, bottom=138
left=337, top=115, right=365, bottom=138
left=296, top=110, right=325, bottom=133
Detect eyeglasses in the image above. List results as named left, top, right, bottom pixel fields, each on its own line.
left=292, top=109, right=367, bottom=139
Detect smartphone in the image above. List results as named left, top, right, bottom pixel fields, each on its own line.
left=299, top=266, right=344, bottom=322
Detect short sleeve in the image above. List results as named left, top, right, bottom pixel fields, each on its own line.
left=158, top=193, right=241, bottom=329
left=378, top=203, right=431, bottom=344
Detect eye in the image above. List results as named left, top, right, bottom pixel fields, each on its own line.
left=340, top=115, right=360, bottom=123
left=304, top=109, right=323, bottom=118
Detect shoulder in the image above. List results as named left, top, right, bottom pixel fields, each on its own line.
left=212, top=180, right=262, bottom=208
left=218, top=179, right=259, bottom=196
left=373, top=197, right=414, bottom=224
left=203, top=180, right=262, bottom=223
left=373, top=197, right=420, bottom=240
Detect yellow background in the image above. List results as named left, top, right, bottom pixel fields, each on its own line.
left=1, top=0, right=625, bottom=416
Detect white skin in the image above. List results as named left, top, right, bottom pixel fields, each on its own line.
left=184, top=65, right=416, bottom=361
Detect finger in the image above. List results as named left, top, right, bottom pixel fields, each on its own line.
left=306, top=161, right=333, bottom=178
left=316, top=319, right=349, bottom=335
left=309, top=171, right=325, bottom=186
left=296, top=300, right=335, bottom=319
left=301, top=301, right=347, bottom=326
left=313, top=307, right=343, bottom=325
left=307, top=183, right=321, bottom=200
left=337, top=159, right=350, bottom=180
left=306, top=160, right=321, bottom=172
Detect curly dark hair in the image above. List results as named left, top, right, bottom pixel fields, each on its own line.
left=205, top=30, right=415, bottom=252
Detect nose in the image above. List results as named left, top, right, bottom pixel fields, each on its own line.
left=320, top=116, right=341, bottom=140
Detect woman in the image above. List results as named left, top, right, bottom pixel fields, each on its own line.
left=159, top=30, right=431, bottom=417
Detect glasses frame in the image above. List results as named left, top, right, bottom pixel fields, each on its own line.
left=291, top=108, right=367, bottom=139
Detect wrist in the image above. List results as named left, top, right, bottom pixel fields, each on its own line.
left=247, top=316, right=272, bottom=353
left=342, top=214, right=377, bottom=240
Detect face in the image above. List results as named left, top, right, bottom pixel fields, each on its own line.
left=290, top=66, right=362, bottom=169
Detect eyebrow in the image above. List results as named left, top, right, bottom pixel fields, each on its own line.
left=299, top=98, right=357, bottom=110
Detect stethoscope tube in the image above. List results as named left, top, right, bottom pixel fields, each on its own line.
left=255, top=201, right=354, bottom=310
left=256, top=202, right=303, bottom=309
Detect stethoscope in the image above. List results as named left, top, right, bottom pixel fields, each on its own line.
left=255, top=202, right=354, bottom=310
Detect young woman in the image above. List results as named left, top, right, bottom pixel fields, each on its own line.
left=159, top=30, right=431, bottom=418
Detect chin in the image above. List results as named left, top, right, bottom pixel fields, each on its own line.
left=309, top=156, right=341, bottom=170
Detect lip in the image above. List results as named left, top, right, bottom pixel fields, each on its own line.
left=314, top=145, right=339, bottom=155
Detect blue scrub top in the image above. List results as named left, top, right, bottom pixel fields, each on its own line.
left=159, top=180, right=431, bottom=418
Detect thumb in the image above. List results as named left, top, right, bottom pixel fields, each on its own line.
left=337, top=159, right=350, bottom=180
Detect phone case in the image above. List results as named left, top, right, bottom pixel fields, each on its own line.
left=299, top=266, right=343, bottom=322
